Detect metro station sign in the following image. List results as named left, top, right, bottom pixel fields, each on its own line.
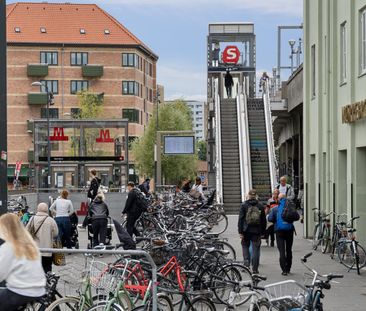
left=222, top=46, right=240, bottom=64
left=50, top=127, right=69, bottom=141
left=96, top=129, right=114, bottom=143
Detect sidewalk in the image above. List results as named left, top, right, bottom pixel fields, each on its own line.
left=224, top=215, right=366, bottom=311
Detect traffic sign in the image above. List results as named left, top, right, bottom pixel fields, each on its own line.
left=222, top=46, right=240, bottom=64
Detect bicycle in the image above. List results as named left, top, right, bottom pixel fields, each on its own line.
left=312, top=208, right=333, bottom=253
left=336, top=216, right=366, bottom=275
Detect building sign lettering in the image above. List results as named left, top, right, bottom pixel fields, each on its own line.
left=222, top=46, right=240, bottom=64
left=50, top=127, right=69, bottom=141
left=96, top=129, right=114, bottom=143
left=342, top=100, right=366, bottom=123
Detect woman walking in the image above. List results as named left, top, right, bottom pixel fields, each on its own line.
left=0, top=214, right=46, bottom=310
left=50, top=189, right=74, bottom=249
left=265, top=189, right=280, bottom=247
left=89, top=192, right=109, bottom=247
left=26, top=202, right=58, bottom=273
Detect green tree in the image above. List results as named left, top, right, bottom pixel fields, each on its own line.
left=132, top=100, right=197, bottom=185
left=74, top=91, right=104, bottom=156
left=197, top=140, right=207, bottom=161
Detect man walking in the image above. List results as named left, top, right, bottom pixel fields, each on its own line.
left=277, top=176, right=295, bottom=201
left=123, top=182, right=145, bottom=238
left=268, top=194, right=297, bottom=275
left=238, top=189, right=266, bottom=274
left=225, top=70, right=234, bottom=98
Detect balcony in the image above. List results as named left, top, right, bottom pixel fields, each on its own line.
left=27, top=120, right=34, bottom=133
left=27, top=64, right=48, bottom=77
left=28, top=93, right=48, bottom=105
left=82, top=65, right=103, bottom=77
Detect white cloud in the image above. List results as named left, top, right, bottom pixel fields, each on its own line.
left=157, top=64, right=207, bottom=101
left=96, top=0, right=302, bottom=17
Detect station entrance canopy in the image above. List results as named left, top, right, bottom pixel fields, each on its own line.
left=33, top=119, right=129, bottom=190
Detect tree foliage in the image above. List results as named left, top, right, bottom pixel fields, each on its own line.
left=197, top=140, right=207, bottom=161
left=132, top=100, right=197, bottom=184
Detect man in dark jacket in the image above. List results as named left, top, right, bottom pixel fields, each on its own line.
left=88, top=192, right=109, bottom=246
left=238, top=189, right=266, bottom=274
left=225, top=70, right=234, bottom=98
left=123, top=182, right=144, bottom=238
left=87, top=169, right=101, bottom=201
left=138, top=178, right=150, bottom=196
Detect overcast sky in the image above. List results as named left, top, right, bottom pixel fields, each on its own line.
left=8, top=0, right=303, bottom=101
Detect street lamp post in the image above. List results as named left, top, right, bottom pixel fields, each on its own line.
left=31, top=81, right=53, bottom=189
left=154, top=90, right=160, bottom=191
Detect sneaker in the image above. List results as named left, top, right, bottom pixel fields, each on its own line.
left=281, top=271, right=288, bottom=276
left=253, top=270, right=259, bottom=274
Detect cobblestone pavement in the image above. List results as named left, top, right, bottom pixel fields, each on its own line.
left=53, top=215, right=366, bottom=310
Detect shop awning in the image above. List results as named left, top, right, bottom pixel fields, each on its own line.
left=7, top=166, right=30, bottom=178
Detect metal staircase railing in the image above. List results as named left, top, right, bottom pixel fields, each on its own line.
left=214, top=78, right=223, bottom=204
left=236, top=80, right=252, bottom=202
left=263, top=80, right=278, bottom=191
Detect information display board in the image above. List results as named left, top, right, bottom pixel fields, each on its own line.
left=164, top=136, right=195, bottom=155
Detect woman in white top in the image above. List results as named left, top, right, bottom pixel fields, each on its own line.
left=0, top=213, right=46, bottom=311
left=50, top=189, right=74, bottom=249
left=191, top=176, right=206, bottom=200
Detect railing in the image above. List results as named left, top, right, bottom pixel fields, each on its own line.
left=214, top=78, right=223, bottom=204
left=236, top=80, right=252, bottom=201
left=263, top=80, right=278, bottom=191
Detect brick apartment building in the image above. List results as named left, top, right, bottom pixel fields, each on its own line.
left=6, top=2, right=158, bottom=186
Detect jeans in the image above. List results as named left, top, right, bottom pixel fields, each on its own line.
left=241, top=233, right=261, bottom=272
left=42, top=256, right=53, bottom=274
left=0, top=288, right=42, bottom=311
left=91, top=218, right=108, bottom=246
left=126, top=213, right=142, bottom=238
left=266, top=225, right=275, bottom=245
left=276, top=230, right=294, bottom=273
left=55, top=216, right=72, bottom=249
left=226, top=86, right=232, bottom=98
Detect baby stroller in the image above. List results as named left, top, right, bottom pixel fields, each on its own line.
left=87, top=216, right=113, bottom=249
left=69, top=212, right=79, bottom=249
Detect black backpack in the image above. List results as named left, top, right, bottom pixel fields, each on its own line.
left=281, top=199, right=300, bottom=223
left=134, top=189, right=149, bottom=212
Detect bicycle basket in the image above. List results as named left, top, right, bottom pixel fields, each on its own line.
left=264, top=280, right=307, bottom=309
left=89, top=261, right=122, bottom=294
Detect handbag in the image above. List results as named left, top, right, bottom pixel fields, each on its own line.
left=52, top=238, right=66, bottom=266
left=28, top=216, right=48, bottom=239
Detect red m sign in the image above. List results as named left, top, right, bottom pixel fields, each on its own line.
left=96, top=129, right=114, bottom=143
left=50, top=127, right=69, bottom=141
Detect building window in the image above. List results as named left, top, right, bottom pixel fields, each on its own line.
left=41, top=108, right=59, bottom=119
left=311, top=44, right=316, bottom=98
left=71, top=108, right=80, bottom=118
left=70, top=52, right=88, bottom=66
left=340, top=22, right=347, bottom=83
left=70, top=80, right=89, bottom=94
left=40, top=80, right=58, bottom=94
left=40, top=51, right=58, bottom=65
left=122, top=53, right=135, bottom=67
left=128, top=136, right=137, bottom=150
left=122, top=81, right=140, bottom=96
left=122, top=109, right=139, bottom=123
left=360, top=7, right=366, bottom=74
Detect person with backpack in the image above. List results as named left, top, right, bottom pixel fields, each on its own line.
left=265, top=189, right=280, bottom=247
left=26, top=203, right=58, bottom=274
left=238, top=189, right=266, bottom=274
left=277, top=176, right=295, bottom=201
left=88, top=192, right=109, bottom=247
left=268, top=193, right=300, bottom=276
left=123, top=182, right=148, bottom=238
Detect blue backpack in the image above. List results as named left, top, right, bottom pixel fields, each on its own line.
left=276, top=204, right=294, bottom=231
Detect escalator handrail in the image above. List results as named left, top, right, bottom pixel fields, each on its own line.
left=214, top=78, right=223, bottom=204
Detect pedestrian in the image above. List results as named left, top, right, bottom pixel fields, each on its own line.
left=138, top=178, right=150, bottom=196
left=87, top=169, right=101, bottom=202
left=277, top=176, right=295, bottom=201
left=88, top=192, right=109, bottom=247
left=265, top=189, right=280, bottom=247
left=50, top=189, right=74, bottom=249
left=190, top=176, right=205, bottom=200
left=181, top=179, right=192, bottom=193
left=238, top=189, right=266, bottom=274
left=26, top=202, right=58, bottom=274
left=0, top=214, right=46, bottom=311
left=225, top=69, right=234, bottom=98
left=123, top=182, right=145, bottom=238
left=268, top=193, right=296, bottom=275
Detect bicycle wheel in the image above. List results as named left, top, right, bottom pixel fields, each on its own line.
left=253, top=299, right=271, bottom=311
left=203, top=213, right=228, bottom=235
left=210, top=263, right=252, bottom=306
left=312, top=224, right=320, bottom=250
left=321, top=225, right=330, bottom=253
left=337, top=240, right=366, bottom=271
left=184, top=297, right=216, bottom=311
left=138, top=294, right=174, bottom=311
left=45, top=296, right=88, bottom=311
left=85, top=301, right=125, bottom=311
